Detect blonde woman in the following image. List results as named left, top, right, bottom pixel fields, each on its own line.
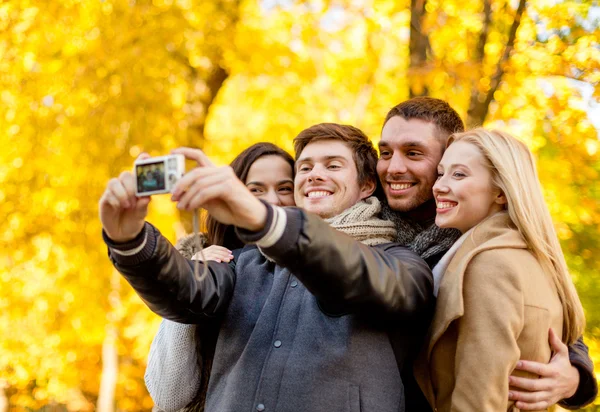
left=415, top=129, right=586, bottom=411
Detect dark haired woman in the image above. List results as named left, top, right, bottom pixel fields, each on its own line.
left=145, top=142, right=296, bottom=412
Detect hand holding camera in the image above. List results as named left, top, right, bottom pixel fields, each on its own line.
left=99, top=153, right=153, bottom=243
left=171, top=147, right=267, bottom=232
left=99, top=148, right=268, bottom=244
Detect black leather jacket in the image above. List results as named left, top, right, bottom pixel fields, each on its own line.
left=105, top=205, right=435, bottom=412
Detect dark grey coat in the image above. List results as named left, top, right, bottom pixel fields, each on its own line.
left=105, top=206, right=434, bottom=412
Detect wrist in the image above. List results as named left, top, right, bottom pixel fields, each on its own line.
left=565, top=365, right=580, bottom=399
left=103, top=225, right=146, bottom=246
left=105, top=230, right=142, bottom=244
left=243, top=199, right=268, bottom=232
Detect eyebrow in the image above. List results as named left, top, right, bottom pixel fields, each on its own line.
left=378, top=140, right=428, bottom=149
left=439, top=163, right=471, bottom=171
left=296, top=155, right=348, bottom=163
left=246, top=179, right=294, bottom=186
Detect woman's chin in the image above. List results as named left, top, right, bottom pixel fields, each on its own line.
left=435, top=216, right=455, bottom=230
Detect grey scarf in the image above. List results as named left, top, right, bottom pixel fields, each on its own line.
left=380, top=200, right=461, bottom=260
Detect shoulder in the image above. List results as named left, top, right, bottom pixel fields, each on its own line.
left=374, top=243, right=431, bottom=270
left=463, top=248, right=531, bottom=291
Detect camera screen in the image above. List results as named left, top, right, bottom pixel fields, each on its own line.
left=136, top=161, right=166, bottom=193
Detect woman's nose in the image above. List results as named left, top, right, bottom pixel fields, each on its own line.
left=263, top=190, right=281, bottom=206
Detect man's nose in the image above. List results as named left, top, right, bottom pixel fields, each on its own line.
left=387, top=153, right=408, bottom=175
left=307, top=164, right=326, bottom=182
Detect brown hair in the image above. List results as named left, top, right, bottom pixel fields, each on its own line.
left=293, top=123, right=378, bottom=188
left=205, top=142, right=295, bottom=249
left=383, top=97, right=465, bottom=140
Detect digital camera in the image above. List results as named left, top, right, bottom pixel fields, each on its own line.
left=135, top=154, right=185, bottom=196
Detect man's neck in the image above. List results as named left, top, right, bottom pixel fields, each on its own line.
left=404, top=198, right=437, bottom=224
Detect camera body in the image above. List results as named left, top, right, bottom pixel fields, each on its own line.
left=135, top=154, right=185, bottom=196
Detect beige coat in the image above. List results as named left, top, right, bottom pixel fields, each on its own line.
left=415, top=212, right=563, bottom=412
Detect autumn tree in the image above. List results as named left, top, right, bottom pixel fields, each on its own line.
left=1, top=0, right=599, bottom=410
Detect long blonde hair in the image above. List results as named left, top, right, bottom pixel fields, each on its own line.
left=448, top=128, right=585, bottom=344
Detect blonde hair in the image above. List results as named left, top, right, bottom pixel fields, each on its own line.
left=448, top=128, right=585, bottom=344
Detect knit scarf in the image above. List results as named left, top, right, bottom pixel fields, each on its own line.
left=325, top=196, right=396, bottom=246
left=380, top=199, right=461, bottom=260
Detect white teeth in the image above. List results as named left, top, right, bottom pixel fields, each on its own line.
left=307, top=191, right=332, bottom=198
left=390, top=183, right=413, bottom=190
left=437, top=202, right=456, bottom=209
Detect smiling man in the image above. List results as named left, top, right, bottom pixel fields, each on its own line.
left=376, top=97, right=597, bottom=410
left=99, top=123, right=434, bottom=412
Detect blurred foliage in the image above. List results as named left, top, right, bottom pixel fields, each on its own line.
left=0, top=0, right=598, bottom=410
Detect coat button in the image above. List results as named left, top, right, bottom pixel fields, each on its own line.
left=274, top=340, right=282, bottom=348
left=256, top=404, right=265, bottom=411
left=290, top=280, right=298, bottom=288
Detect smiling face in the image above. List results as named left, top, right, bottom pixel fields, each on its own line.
left=377, top=117, right=444, bottom=218
left=294, top=140, right=375, bottom=218
left=433, top=141, right=506, bottom=233
left=245, top=155, right=295, bottom=207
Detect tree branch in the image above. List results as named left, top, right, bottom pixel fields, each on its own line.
left=467, top=0, right=527, bottom=127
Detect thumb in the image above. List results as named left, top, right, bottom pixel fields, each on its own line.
left=549, top=328, right=567, bottom=355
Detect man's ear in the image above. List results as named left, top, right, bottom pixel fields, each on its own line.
left=359, top=178, right=377, bottom=200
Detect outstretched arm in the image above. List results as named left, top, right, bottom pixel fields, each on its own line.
left=237, top=205, right=434, bottom=320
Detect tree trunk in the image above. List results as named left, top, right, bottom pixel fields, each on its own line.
left=0, top=381, right=8, bottom=412
left=409, top=0, right=431, bottom=97
left=96, top=271, right=121, bottom=412
left=466, top=0, right=527, bottom=127
left=179, top=64, right=229, bottom=234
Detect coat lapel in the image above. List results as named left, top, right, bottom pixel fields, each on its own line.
left=416, top=212, right=528, bottom=406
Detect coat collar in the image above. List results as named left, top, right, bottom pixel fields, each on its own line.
left=416, top=211, right=528, bottom=404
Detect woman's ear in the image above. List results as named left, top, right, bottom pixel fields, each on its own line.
left=360, top=178, right=377, bottom=200
left=495, top=191, right=507, bottom=206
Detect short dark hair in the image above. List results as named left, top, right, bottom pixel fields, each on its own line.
left=383, top=97, right=465, bottom=139
left=293, top=123, right=378, bottom=187
left=206, top=142, right=294, bottom=248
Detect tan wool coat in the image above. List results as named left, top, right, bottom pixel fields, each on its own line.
left=414, top=212, right=564, bottom=412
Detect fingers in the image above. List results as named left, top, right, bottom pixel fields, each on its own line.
left=509, top=374, right=553, bottom=392
left=100, top=190, right=121, bottom=209
left=107, top=175, right=133, bottom=208
left=192, top=246, right=233, bottom=263
left=181, top=184, right=229, bottom=211
left=137, top=152, right=151, bottom=161
left=548, top=328, right=568, bottom=355
left=175, top=170, right=232, bottom=210
left=512, top=360, right=554, bottom=378
left=509, top=388, right=551, bottom=404
left=172, top=166, right=232, bottom=200
left=514, top=399, right=551, bottom=410
left=100, top=171, right=148, bottom=212
left=172, top=147, right=215, bottom=167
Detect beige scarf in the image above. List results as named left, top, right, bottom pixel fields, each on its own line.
left=325, top=196, right=396, bottom=246
left=177, top=196, right=396, bottom=258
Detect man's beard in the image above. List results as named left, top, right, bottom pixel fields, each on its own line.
left=387, top=188, right=433, bottom=213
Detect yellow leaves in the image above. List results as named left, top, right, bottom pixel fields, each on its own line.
left=586, top=140, right=599, bottom=156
